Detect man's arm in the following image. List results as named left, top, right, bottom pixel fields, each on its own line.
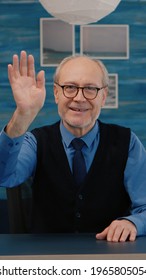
left=0, top=130, right=36, bottom=187
left=96, top=132, right=146, bottom=242
left=0, top=50, right=45, bottom=187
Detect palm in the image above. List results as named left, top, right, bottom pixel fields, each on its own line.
left=11, top=75, right=45, bottom=113
left=8, top=51, right=46, bottom=116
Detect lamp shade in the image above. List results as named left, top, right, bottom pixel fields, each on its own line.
left=39, top=0, right=121, bottom=25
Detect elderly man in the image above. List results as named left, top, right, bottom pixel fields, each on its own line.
left=0, top=51, right=146, bottom=241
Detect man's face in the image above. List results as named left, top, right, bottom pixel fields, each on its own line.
left=54, top=57, right=107, bottom=137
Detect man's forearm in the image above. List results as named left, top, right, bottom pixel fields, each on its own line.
left=0, top=130, right=24, bottom=186
left=5, top=109, right=36, bottom=138
left=0, top=130, right=36, bottom=187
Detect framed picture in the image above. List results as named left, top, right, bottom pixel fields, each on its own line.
left=80, top=25, right=129, bottom=59
left=103, top=74, right=118, bottom=109
left=40, top=18, right=75, bottom=66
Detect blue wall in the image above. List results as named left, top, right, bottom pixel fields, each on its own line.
left=0, top=0, right=146, bottom=147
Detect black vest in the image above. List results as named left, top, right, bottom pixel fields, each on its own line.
left=31, top=120, right=131, bottom=233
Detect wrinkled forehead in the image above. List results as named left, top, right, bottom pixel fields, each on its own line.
left=58, top=57, right=104, bottom=84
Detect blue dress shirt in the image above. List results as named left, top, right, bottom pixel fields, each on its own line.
left=0, top=120, right=146, bottom=236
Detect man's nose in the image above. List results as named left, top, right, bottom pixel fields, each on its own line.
left=73, top=88, right=86, bottom=101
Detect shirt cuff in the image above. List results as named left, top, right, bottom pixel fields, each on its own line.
left=0, top=127, right=24, bottom=151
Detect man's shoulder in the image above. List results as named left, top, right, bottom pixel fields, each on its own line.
left=98, top=120, right=131, bottom=147
left=31, top=121, right=60, bottom=135
left=98, top=120, right=131, bottom=133
left=30, top=121, right=61, bottom=146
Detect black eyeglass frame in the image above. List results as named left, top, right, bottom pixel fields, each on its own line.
left=54, top=82, right=108, bottom=100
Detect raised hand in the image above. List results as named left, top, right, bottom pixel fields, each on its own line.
left=8, top=50, right=46, bottom=116
left=6, top=51, right=46, bottom=137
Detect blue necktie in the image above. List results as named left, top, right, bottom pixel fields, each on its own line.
left=72, top=138, right=87, bottom=185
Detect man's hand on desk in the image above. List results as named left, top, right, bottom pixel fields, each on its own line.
left=96, top=219, right=137, bottom=242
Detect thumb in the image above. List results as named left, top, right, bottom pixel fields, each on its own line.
left=36, top=70, right=45, bottom=89
left=96, top=227, right=109, bottom=240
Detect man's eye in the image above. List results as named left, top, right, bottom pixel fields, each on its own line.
left=85, top=87, right=96, bottom=91
left=66, top=85, right=77, bottom=90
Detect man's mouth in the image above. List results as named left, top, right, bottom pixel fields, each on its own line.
left=70, top=107, right=88, bottom=112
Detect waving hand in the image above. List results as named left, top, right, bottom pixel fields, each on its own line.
left=7, top=51, right=46, bottom=137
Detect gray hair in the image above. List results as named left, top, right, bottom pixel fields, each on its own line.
left=53, top=54, right=109, bottom=87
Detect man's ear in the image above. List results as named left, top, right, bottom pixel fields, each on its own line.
left=54, top=84, right=59, bottom=104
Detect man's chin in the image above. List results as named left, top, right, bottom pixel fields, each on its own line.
left=63, top=119, right=94, bottom=134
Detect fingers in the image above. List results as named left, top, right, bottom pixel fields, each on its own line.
left=27, top=54, right=35, bottom=79
left=106, top=224, right=128, bottom=242
left=96, top=220, right=137, bottom=242
left=36, top=70, right=45, bottom=89
left=107, top=220, right=137, bottom=242
left=8, top=54, right=20, bottom=83
left=8, top=51, right=36, bottom=79
left=13, top=54, right=20, bottom=78
left=19, top=51, right=27, bottom=76
left=96, top=227, right=108, bottom=240
left=8, top=64, right=15, bottom=85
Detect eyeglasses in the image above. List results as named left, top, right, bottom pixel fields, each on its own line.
left=54, top=82, right=107, bottom=100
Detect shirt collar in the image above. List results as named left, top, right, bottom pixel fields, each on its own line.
left=60, top=120, right=99, bottom=148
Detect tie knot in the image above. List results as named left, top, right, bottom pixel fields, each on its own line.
left=71, top=138, right=85, bottom=151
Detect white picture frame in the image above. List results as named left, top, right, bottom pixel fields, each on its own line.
left=104, top=74, right=118, bottom=109
left=40, top=18, right=75, bottom=66
left=80, top=24, right=129, bottom=59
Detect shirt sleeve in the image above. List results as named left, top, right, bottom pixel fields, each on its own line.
left=123, top=131, right=146, bottom=236
left=0, top=128, right=37, bottom=187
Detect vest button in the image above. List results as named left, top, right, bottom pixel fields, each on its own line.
left=79, top=194, right=83, bottom=200
left=76, top=212, right=81, bottom=218
left=78, top=194, right=83, bottom=200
